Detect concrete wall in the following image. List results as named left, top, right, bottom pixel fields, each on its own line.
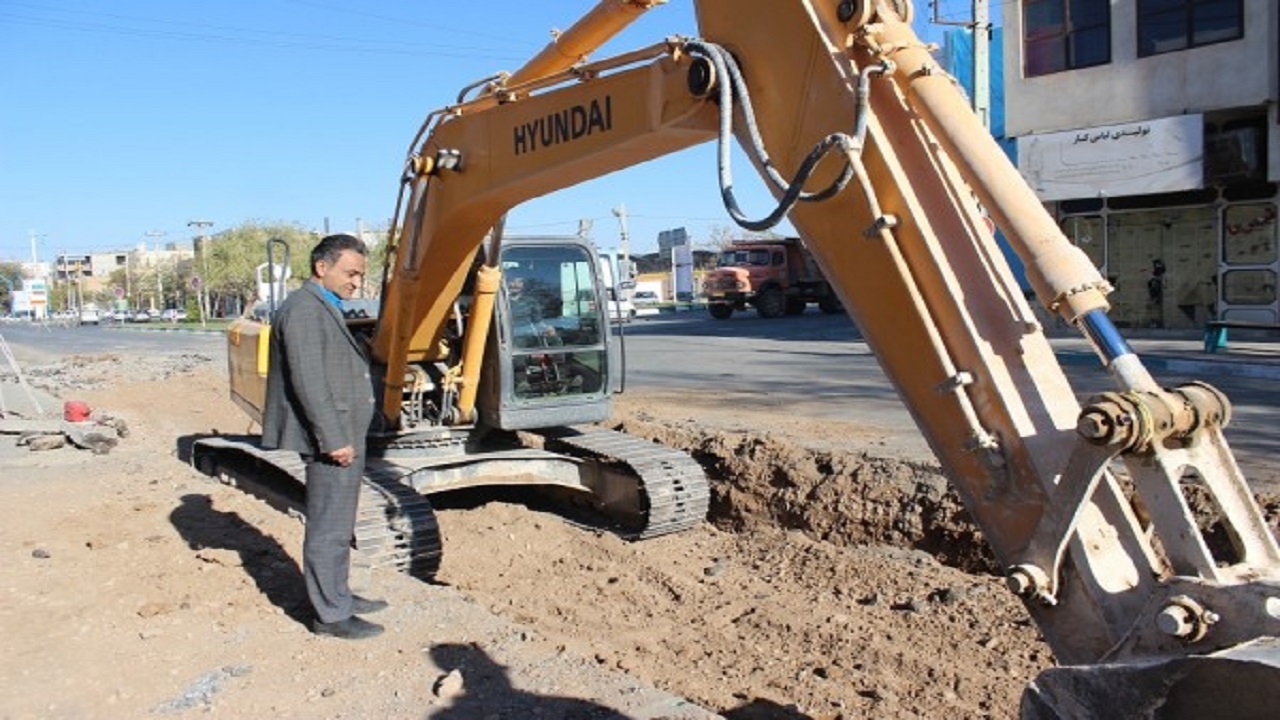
left=1005, top=1, right=1275, bottom=136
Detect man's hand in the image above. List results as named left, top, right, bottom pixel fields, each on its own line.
left=327, top=445, right=357, bottom=467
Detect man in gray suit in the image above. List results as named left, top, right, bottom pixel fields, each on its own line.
left=262, top=233, right=387, bottom=640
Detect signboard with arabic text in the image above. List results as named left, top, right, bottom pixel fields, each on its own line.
left=1017, top=114, right=1203, bottom=202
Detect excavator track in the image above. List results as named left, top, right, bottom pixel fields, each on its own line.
left=532, top=425, right=710, bottom=539
left=191, top=422, right=706, bottom=578
left=353, top=464, right=442, bottom=581
left=190, top=437, right=442, bottom=580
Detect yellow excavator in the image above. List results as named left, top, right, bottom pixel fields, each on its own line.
left=195, top=1, right=1280, bottom=715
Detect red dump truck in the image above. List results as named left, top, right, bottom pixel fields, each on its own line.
left=701, top=237, right=843, bottom=319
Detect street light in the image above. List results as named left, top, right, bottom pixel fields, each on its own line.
left=611, top=204, right=630, bottom=262
left=188, top=219, right=214, bottom=326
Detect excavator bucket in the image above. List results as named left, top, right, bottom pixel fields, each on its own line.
left=1022, top=638, right=1280, bottom=719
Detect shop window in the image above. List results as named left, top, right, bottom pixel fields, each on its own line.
left=1108, top=188, right=1217, bottom=210
left=1060, top=198, right=1104, bottom=214
left=1105, top=207, right=1217, bottom=329
left=1137, top=0, right=1243, bottom=57
left=1222, top=269, right=1276, bottom=305
left=1222, top=203, right=1277, bottom=265
left=1205, top=120, right=1266, bottom=185
left=1023, top=0, right=1111, bottom=77
left=1062, top=215, right=1105, bottom=269
left=1222, top=181, right=1278, bottom=202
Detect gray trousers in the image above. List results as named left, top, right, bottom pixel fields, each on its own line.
left=303, top=449, right=364, bottom=623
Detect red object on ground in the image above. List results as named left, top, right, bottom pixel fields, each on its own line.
left=63, top=401, right=92, bottom=423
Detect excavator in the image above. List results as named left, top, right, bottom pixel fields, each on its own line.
left=193, top=0, right=1280, bottom=715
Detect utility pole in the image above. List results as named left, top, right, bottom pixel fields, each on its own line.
left=188, top=220, right=214, bottom=326
left=124, top=251, right=132, bottom=311
left=55, top=249, right=66, bottom=312
left=27, top=230, right=40, bottom=267
left=931, top=0, right=991, bottom=130
left=145, top=230, right=167, bottom=313
left=973, top=0, right=990, bottom=131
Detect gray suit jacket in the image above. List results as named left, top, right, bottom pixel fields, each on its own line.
left=261, top=281, right=376, bottom=456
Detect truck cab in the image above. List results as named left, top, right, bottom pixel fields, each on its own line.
left=702, top=238, right=842, bottom=319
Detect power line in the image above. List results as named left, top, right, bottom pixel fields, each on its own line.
left=0, top=3, right=533, bottom=61
left=278, top=0, right=524, bottom=46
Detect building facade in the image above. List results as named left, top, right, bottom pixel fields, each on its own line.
left=1005, top=0, right=1276, bottom=327
left=52, top=243, right=194, bottom=312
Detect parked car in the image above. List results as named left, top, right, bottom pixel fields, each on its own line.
left=160, top=308, right=188, bottom=322
left=78, top=308, right=100, bottom=325
left=633, top=290, right=660, bottom=305
left=131, top=310, right=152, bottom=323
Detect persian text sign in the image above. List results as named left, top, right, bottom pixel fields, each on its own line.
left=1017, top=114, right=1203, bottom=202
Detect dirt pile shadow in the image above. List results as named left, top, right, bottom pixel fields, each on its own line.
left=616, top=417, right=999, bottom=575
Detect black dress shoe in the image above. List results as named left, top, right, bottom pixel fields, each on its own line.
left=352, top=595, right=389, bottom=615
left=312, top=616, right=384, bottom=640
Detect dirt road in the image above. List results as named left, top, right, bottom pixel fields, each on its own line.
left=3, top=347, right=1265, bottom=719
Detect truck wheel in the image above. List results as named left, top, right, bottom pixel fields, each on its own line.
left=756, top=287, right=786, bottom=318
left=708, top=303, right=734, bottom=320
left=818, top=296, right=844, bottom=314
left=785, top=298, right=806, bottom=316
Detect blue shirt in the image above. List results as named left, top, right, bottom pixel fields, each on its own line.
left=314, top=281, right=343, bottom=310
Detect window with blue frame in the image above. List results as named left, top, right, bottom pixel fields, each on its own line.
left=1023, top=0, right=1111, bottom=77
left=1137, top=0, right=1243, bottom=57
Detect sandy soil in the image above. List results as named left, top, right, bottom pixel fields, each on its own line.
left=5, top=349, right=1244, bottom=719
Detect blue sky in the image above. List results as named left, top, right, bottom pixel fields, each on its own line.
left=1, top=1, right=984, bottom=260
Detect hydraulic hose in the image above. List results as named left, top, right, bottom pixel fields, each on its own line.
left=684, top=41, right=889, bottom=231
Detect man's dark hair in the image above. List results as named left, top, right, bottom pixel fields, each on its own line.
left=311, top=234, right=367, bottom=276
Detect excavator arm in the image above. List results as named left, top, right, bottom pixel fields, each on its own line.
left=371, top=0, right=1280, bottom=714
left=372, top=37, right=717, bottom=421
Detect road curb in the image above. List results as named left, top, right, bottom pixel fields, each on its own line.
left=104, top=325, right=223, bottom=334
left=1056, top=350, right=1280, bottom=381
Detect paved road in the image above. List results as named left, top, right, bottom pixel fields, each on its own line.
left=0, top=322, right=223, bottom=364
left=619, top=309, right=1280, bottom=491
left=4, top=312, right=1277, bottom=489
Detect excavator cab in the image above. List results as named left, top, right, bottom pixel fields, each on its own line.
left=479, top=237, right=615, bottom=431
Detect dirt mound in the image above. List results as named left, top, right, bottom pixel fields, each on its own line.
left=617, top=415, right=999, bottom=574
left=21, top=352, right=214, bottom=392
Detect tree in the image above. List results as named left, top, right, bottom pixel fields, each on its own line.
left=364, top=228, right=391, bottom=296
left=0, top=261, right=22, bottom=315
left=704, top=223, right=782, bottom=249
left=204, top=221, right=318, bottom=317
